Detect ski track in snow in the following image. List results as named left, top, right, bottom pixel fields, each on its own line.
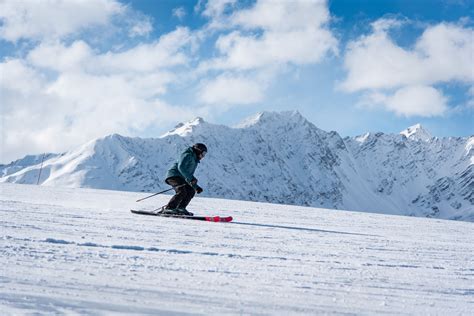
left=1, top=183, right=473, bottom=315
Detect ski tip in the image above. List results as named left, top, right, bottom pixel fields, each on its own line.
left=205, top=216, right=220, bottom=222
left=221, top=216, right=233, bottom=222
left=204, top=216, right=233, bottom=222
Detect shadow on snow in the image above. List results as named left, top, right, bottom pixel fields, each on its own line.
left=231, top=221, right=379, bottom=237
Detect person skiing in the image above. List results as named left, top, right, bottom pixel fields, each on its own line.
left=159, top=143, right=207, bottom=216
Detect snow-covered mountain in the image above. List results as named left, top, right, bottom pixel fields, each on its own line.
left=1, top=111, right=473, bottom=221
left=0, top=153, right=59, bottom=178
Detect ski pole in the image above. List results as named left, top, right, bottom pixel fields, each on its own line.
left=136, top=184, right=186, bottom=202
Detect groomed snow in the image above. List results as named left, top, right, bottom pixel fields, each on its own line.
left=1, top=183, right=473, bottom=315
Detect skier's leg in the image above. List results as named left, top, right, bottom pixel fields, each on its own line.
left=177, top=185, right=195, bottom=209
left=164, top=177, right=187, bottom=210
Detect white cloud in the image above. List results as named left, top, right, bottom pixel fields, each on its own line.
left=0, top=59, right=45, bottom=95
left=201, top=0, right=237, bottom=19
left=385, top=85, right=448, bottom=117
left=195, top=0, right=337, bottom=108
left=172, top=7, right=187, bottom=20
left=231, top=0, right=331, bottom=32
left=26, top=27, right=193, bottom=74
left=95, top=27, right=194, bottom=73
left=27, top=40, right=93, bottom=72
left=371, top=18, right=404, bottom=33
left=129, top=19, right=153, bottom=37
left=0, top=0, right=125, bottom=42
left=415, top=23, right=473, bottom=83
left=467, top=86, right=474, bottom=109
left=0, top=2, right=201, bottom=162
left=0, top=62, right=183, bottom=162
left=360, top=86, right=448, bottom=117
left=199, top=74, right=264, bottom=105
left=202, top=0, right=337, bottom=71
left=0, top=23, right=200, bottom=162
left=341, top=19, right=473, bottom=117
left=341, top=20, right=473, bottom=92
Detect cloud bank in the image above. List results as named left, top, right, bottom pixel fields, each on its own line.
left=197, top=0, right=337, bottom=105
left=341, top=19, right=473, bottom=117
left=1, top=1, right=471, bottom=163
left=1, top=0, right=338, bottom=162
left=0, top=0, right=196, bottom=162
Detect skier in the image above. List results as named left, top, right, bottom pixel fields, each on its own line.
left=159, top=143, right=207, bottom=216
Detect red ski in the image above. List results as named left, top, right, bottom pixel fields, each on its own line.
left=131, top=210, right=233, bottom=222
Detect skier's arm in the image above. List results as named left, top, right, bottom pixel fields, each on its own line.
left=177, top=152, right=198, bottom=187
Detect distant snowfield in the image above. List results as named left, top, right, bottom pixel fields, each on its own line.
left=1, top=183, right=473, bottom=315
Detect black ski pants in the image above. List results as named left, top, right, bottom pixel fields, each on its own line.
left=165, top=176, right=195, bottom=209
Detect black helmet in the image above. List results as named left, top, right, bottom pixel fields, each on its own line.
left=193, top=143, right=207, bottom=153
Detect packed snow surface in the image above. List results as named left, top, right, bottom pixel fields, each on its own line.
left=1, top=183, right=473, bottom=315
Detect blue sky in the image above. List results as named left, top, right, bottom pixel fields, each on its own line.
left=0, top=0, right=473, bottom=162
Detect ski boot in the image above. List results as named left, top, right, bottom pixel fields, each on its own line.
left=158, top=207, right=193, bottom=216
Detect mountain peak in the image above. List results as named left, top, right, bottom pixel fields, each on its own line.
left=161, top=117, right=207, bottom=138
left=189, top=117, right=205, bottom=125
left=236, top=110, right=307, bottom=128
left=400, top=124, right=432, bottom=141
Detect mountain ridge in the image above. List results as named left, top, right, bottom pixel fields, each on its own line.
left=2, top=111, right=473, bottom=221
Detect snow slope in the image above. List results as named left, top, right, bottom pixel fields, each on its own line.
left=0, top=153, right=59, bottom=178
left=1, top=183, right=473, bottom=315
left=1, top=111, right=473, bottom=221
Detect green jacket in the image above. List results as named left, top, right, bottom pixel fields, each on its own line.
left=166, top=147, right=200, bottom=188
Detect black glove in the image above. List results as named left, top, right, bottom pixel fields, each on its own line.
left=195, top=186, right=203, bottom=194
